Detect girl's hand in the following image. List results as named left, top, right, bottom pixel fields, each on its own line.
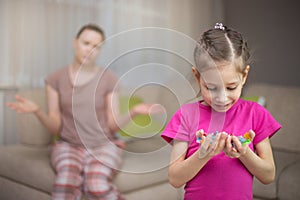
left=195, top=129, right=206, bottom=144
left=224, top=130, right=255, bottom=158
left=6, top=95, right=39, bottom=114
left=197, top=130, right=228, bottom=159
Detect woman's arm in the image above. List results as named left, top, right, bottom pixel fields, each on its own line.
left=169, top=132, right=228, bottom=188
left=106, top=92, right=162, bottom=132
left=35, top=84, right=62, bottom=134
left=6, top=84, right=62, bottom=134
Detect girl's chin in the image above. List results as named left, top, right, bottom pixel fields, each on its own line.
left=212, top=103, right=232, bottom=112
left=201, top=100, right=235, bottom=112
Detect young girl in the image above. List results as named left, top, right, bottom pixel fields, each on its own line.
left=161, top=23, right=281, bottom=199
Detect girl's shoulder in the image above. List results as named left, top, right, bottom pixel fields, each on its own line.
left=178, top=101, right=202, bottom=113
left=235, top=98, right=267, bottom=112
left=181, top=101, right=200, bottom=108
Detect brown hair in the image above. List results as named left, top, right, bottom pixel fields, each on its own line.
left=76, top=23, right=105, bottom=41
left=194, top=24, right=250, bottom=74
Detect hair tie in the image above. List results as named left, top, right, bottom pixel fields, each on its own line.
left=214, top=23, right=225, bottom=30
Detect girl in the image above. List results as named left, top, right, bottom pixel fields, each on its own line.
left=161, top=23, right=281, bottom=199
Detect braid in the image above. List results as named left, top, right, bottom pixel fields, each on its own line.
left=194, top=23, right=251, bottom=73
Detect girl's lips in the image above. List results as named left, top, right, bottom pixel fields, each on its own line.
left=213, top=103, right=232, bottom=111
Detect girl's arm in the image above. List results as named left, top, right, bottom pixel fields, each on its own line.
left=168, top=140, right=210, bottom=188
left=225, top=132, right=275, bottom=184
left=168, top=132, right=227, bottom=188
left=238, top=138, right=275, bottom=184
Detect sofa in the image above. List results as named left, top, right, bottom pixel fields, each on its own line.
left=0, top=83, right=299, bottom=200
left=244, top=83, right=300, bottom=200
left=0, top=87, right=183, bottom=200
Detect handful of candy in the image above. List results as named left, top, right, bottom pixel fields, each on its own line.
left=196, top=130, right=218, bottom=144
left=196, top=136, right=204, bottom=144
left=196, top=130, right=253, bottom=146
left=236, top=132, right=252, bottom=145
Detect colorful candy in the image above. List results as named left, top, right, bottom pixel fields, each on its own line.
left=196, top=131, right=252, bottom=146
left=196, top=131, right=218, bottom=144
left=237, top=132, right=252, bottom=145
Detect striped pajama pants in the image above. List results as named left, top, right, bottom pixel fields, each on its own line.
left=50, top=141, right=124, bottom=200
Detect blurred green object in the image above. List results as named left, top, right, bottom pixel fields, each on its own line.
left=242, top=96, right=266, bottom=107
left=53, top=133, right=59, bottom=141
left=118, top=96, right=164, bottom=137
left=53, top=95, right=164, bottom=140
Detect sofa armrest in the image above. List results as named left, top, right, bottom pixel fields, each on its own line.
left=277, top=160, right=300, bottom=200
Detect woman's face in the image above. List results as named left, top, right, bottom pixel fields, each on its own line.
left=73, top=29, right=104, bottom=66
left=195, top=64, right=248, bottom=112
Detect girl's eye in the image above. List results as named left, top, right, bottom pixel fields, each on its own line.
left=206, top=86, right=216, bottom=91
left=227, top=86, right=237, bottom=91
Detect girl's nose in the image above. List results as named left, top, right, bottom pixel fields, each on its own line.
left=214, top=89, right=228, bottom=103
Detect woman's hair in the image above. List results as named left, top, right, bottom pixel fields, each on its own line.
left=194, top=23, right=250, bottom=74
left=76, top=23, right=105, bottom=41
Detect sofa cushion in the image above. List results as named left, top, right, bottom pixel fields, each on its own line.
left=0, top=145, right=54, bottom=193
left=0, top=136, right=171, bottom=194
left=277, top=160, right=300, bottom=200
left=17, top=89, right=52, bottom=146
left=0, top=176, right=51, bottom=200
left=123, top=182, right=180, bottom=200
left=114, top=136, right=171, bottom=193
left=244, top=83, right=300, bottom=152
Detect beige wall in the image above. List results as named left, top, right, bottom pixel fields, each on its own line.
left=0, top=0, right=223, bottom=144
left=0, top=0, right=222, bottom=88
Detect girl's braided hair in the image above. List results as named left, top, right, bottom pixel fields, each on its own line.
left=194, top=23, right=251, bottom=74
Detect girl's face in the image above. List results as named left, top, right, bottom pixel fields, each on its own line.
left=73, top=29, right=104, bottom=65
left=193, top=64, right=249, bottom=112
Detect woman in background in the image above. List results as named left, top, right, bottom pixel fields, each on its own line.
left=7, top=23, right=158, bottom=200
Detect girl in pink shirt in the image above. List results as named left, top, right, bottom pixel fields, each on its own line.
left=161, top=23, right=281, bottom=200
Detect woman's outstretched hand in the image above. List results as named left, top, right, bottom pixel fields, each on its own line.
left=132, top=103, right=165, bottom=115
left=6, top=95, right=39, bottom=114
left=224, top=130, right=255, bottom=158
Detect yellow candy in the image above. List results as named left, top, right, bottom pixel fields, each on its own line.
left=244, top=132, right=251, bottom=140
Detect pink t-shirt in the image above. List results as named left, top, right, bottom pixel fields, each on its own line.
left=161, top=99, right=281, bottom=200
